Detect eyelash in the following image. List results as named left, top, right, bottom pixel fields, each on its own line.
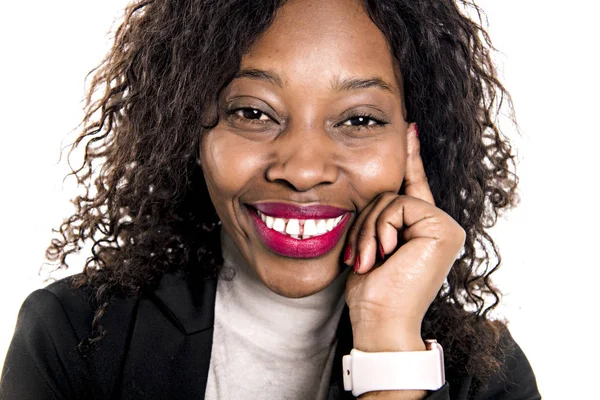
left=337, top=113, right=389, bottom=129
left=227, top=107, right=389, bottom=130
left=228, top=108, right=273, bottom=126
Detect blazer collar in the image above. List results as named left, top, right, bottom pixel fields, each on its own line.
left=151, top=269, right=218, bottom=335
left=151, top=268, right=354, bottom=342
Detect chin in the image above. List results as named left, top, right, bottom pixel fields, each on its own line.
left=219, top=219, right=349, bottom=298
left=253, top=253, right=344, bottom=298
left=267, top=280, right=331, bottom=298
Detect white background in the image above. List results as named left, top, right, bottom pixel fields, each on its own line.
left=0, top=1, right=598, bottom=398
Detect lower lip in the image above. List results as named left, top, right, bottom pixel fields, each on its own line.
left=247, top=207, right=351, bottom=259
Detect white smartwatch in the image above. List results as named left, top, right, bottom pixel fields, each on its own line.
left=342, top=339, right=445, bottom=397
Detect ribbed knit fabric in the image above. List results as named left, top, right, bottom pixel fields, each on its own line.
left=204, top=230, right=350, bottom=400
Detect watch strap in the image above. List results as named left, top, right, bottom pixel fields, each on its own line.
left=342, top=339, right=445, bottom=397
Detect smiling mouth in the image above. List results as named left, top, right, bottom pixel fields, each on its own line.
left=255, top=210, right=345, bottom=240
left=246, top=203, right=352, bottom=259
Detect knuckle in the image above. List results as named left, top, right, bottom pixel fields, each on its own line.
left=447, top=222, right=466, bottom=247
left=374, top=213, right=387, bottom=230
left=391, top=195, right=409, bottom=209
left=356, top=228, right=371, bottom=240
left=457, top=226, right=467, bottom=246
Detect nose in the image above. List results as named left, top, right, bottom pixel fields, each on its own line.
left=265, top=126, right=339, bottom=192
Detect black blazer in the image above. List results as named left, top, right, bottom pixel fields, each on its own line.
left=1, top=270, right=540, bottom=399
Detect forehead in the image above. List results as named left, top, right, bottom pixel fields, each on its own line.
left=240, top=0, right=401, bottom=94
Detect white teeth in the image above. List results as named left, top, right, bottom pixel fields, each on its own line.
left=266, top=215, right=274, bottom=229
left=272, top=217, right=286, bottom=232
left=256, top=209, right=346, bottom=239
left=316, top=219, right=328, bottom=235
left=285, top=218, right=300, bottom=235
left=303, top=219, right=317, bottom=236
left=325, top=218, right=335, bottom=232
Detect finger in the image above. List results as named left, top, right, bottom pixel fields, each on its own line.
left=403, top=124, right=435, bottom=205
left=376, top=200, right=459, bottom=310
left=390, top=212, right=465, bottom=297
left=344, top=193, right=392, bottom=268
left=344, top=195, right=380, bottom=267
left=401, top=216, right=465, bottom=256
left=353, top=193, right=399, bottom=273
left=376, top=195, right=438, bottom=257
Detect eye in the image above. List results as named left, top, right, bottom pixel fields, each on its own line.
left=229, top=107, right=273, bottom=124
left=338, top=114, right=388, bottom=129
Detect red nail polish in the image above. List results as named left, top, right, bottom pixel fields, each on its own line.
left=343, top=244, right=352, bottom=263
left=354, top=254, right=361, bottom=272
left=415, top=123, right=419, bottom=138
left=378, top=242, right=385, bottom=259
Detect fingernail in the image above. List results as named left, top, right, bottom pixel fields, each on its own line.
left=354, top=253, right=361, bottom=273
left=343, top=243, right=352, bottom=263
left=378, top=242, right=385, bottom=259
left=414, top=123, right=419, bottom=138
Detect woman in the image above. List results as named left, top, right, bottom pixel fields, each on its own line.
left=1, top=0, right=540, bottom=398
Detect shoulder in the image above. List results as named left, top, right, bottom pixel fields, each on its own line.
left=467, top=329, right=541, bottom=400
left=491, top=330, right=540, bottom=398
left=15, top=273, right=144, bottom=344
left=16, top=269, right=215, bottom=338
left=16, top=275, right=96, bottom=341
left=2, top=272, right=204, bottom=399
left=1, top=275, right=100, bottom=399
left=15, top=276, right=91, bottom=334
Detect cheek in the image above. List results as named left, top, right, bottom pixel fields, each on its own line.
left=346, top=140, right=406, bottom=202
left=200, top=130, right=262, bottom=198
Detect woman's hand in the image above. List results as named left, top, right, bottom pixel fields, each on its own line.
left=344, top=128, right=466, bottom=353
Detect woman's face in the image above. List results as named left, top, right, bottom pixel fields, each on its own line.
left=200, top=0, right=411, bottom=297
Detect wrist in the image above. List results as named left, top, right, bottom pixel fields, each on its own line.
left=359, top=390, right=427, bottom=399
left=352, top=321, right=425, bottom=352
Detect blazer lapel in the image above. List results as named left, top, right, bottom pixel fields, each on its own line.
left=150, top=270, right=354, bottom=399
left=144, top=270, right=218, bottom=398
left=151, top=269, right=217, bottom=334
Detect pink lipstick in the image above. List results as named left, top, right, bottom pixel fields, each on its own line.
left=247, top=203, right=352, bottom=259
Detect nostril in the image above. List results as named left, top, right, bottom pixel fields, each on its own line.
left=265, top=163, right=338, bottom=192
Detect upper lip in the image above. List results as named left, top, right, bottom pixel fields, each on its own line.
left=250, top=202, right=350, bottom=219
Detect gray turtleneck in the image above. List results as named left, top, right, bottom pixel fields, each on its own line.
left=204, top=230, right=350, bottom=400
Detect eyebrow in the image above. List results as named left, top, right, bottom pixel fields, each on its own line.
left=234, top=68, right=284, bottom=87
left=234, top=68, right=396, bottom=94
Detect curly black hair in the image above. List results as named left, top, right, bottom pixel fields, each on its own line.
left=46, top=0, right=519, bottom=390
